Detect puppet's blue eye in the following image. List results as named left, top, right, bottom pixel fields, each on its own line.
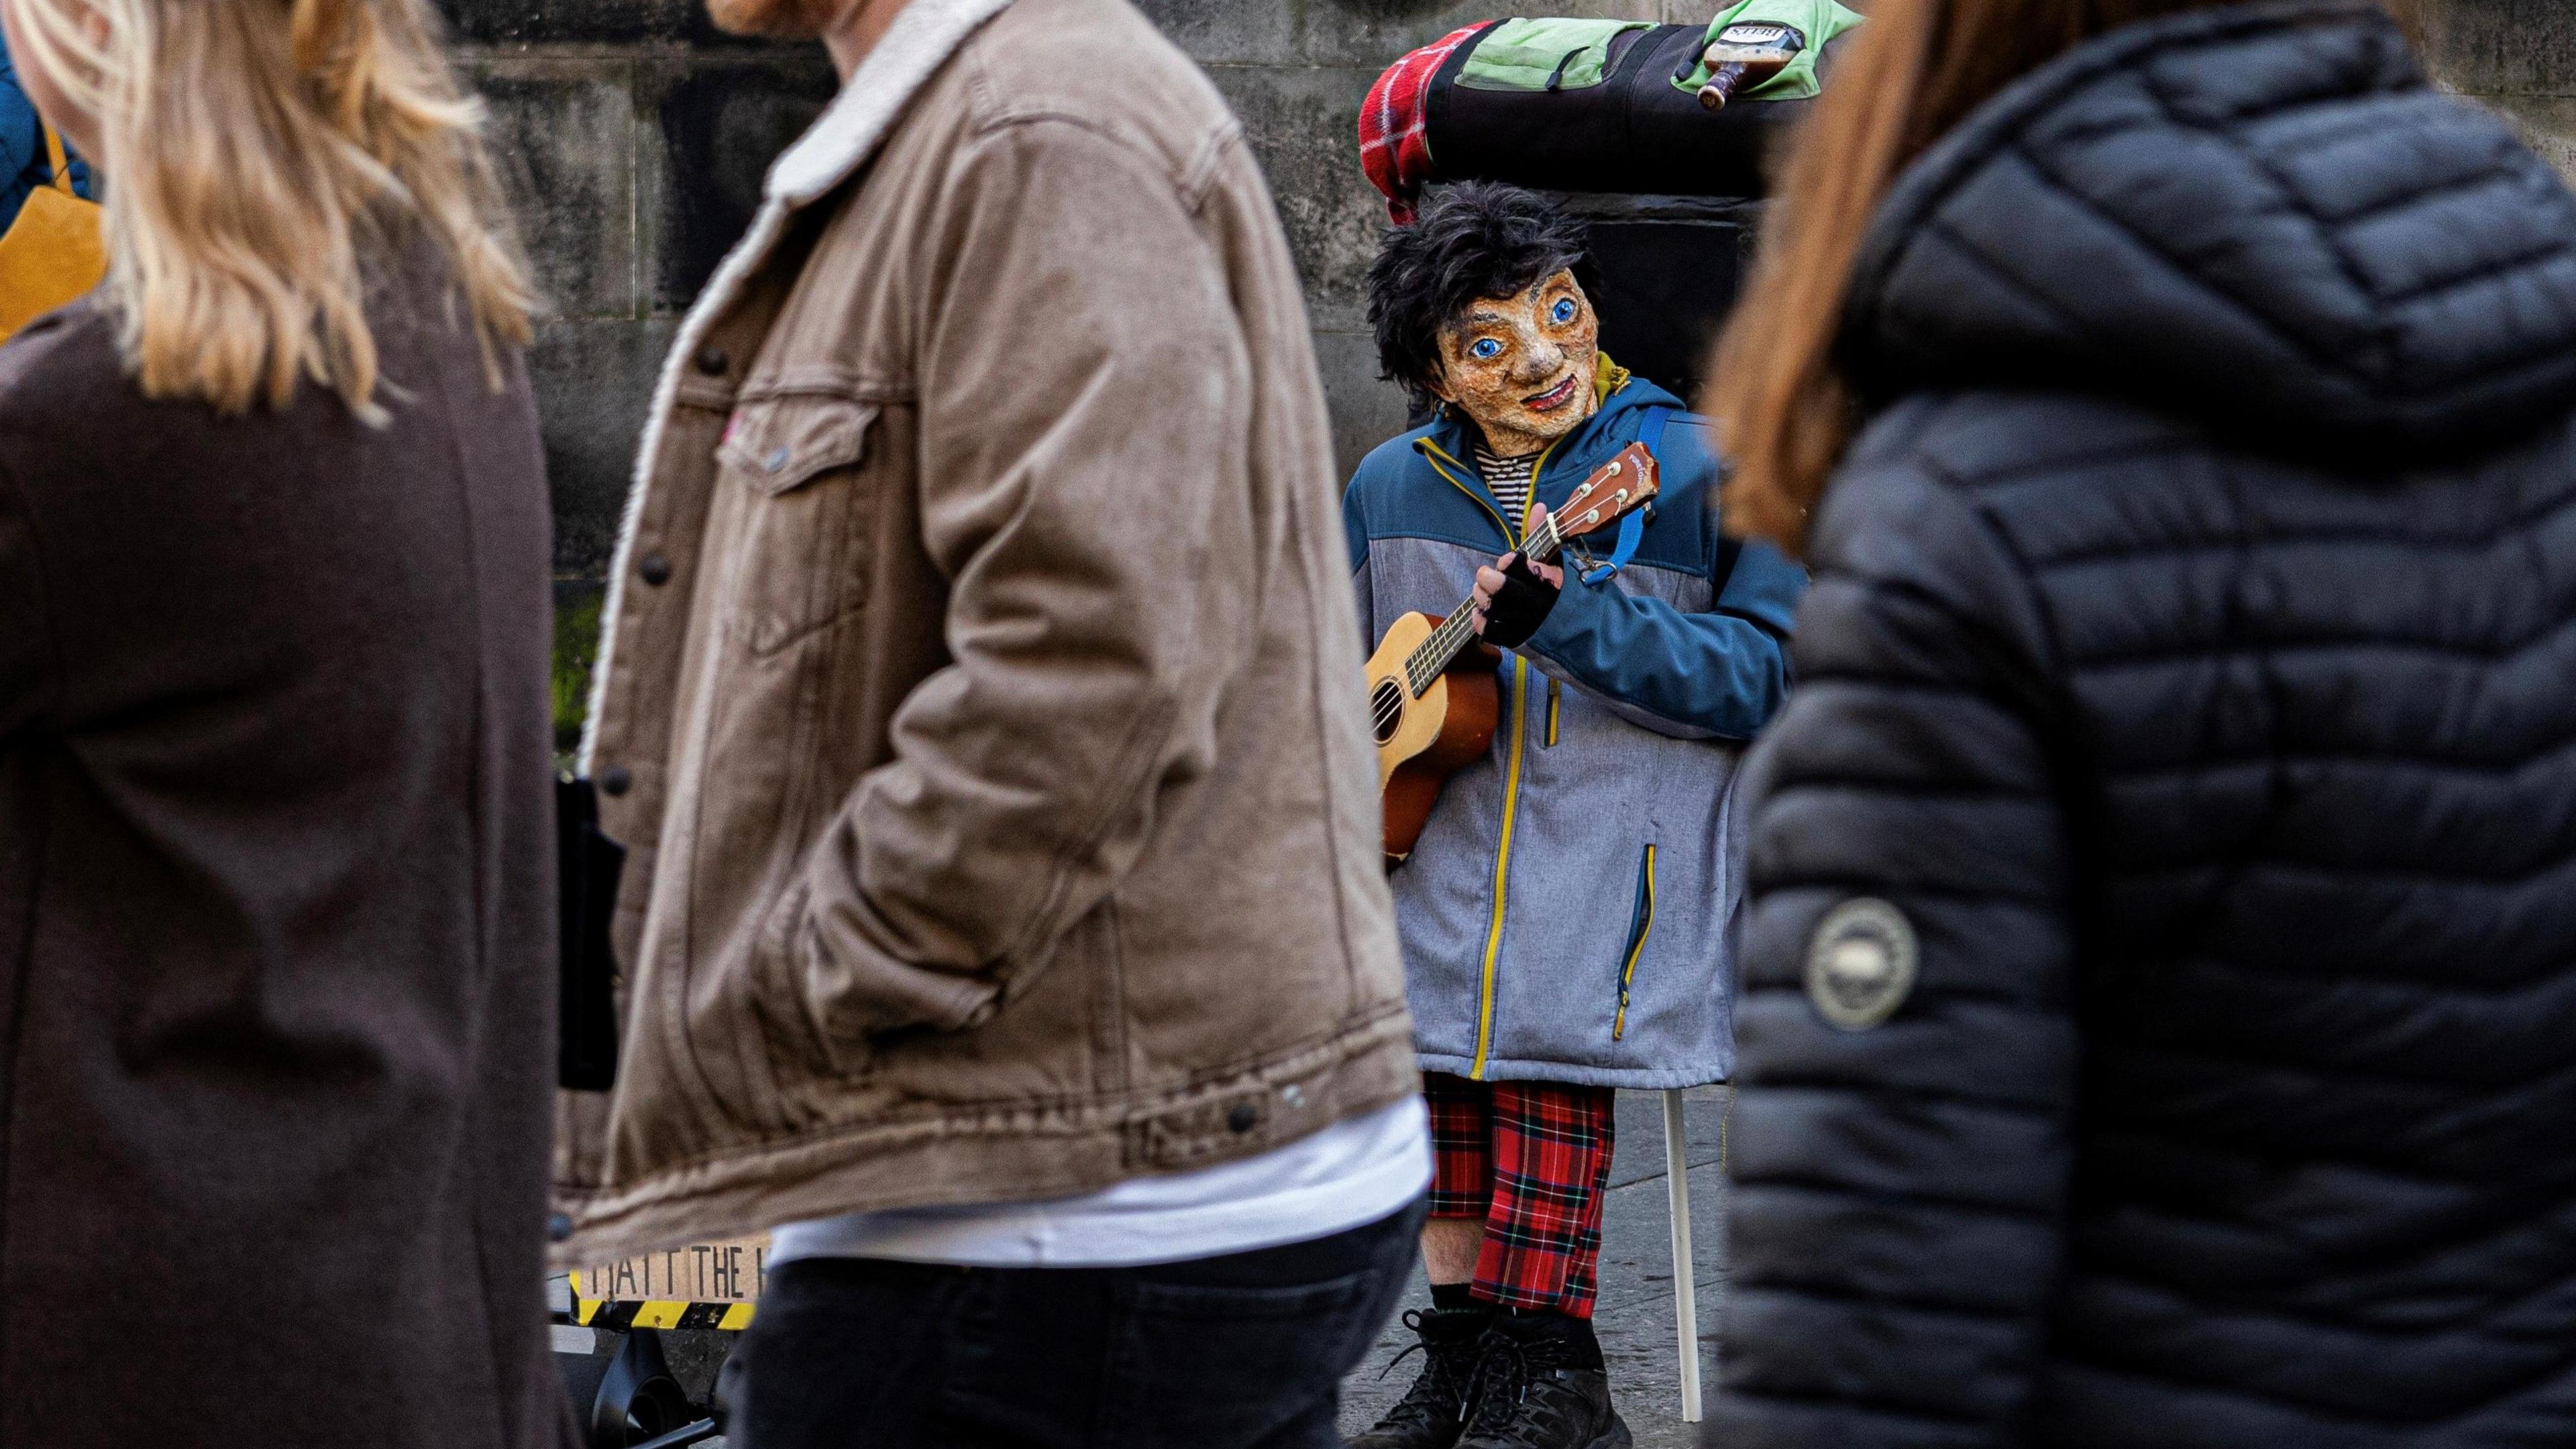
left=1552, top=297, right=1578, bottom=325
left=1471, top=338, right=1504, bottom=360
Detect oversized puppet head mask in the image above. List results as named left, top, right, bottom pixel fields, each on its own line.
left=1428, top=267, right=1601, bottom=458
left=1369, top=183, right=1607, bottom=459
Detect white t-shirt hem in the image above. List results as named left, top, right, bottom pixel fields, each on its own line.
left=768, top=1096, right=1432, bottom=1270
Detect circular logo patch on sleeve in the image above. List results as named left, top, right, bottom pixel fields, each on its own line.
left=1805, top=898, right=1919, bottom=1031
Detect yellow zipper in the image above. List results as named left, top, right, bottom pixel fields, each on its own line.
left=1418, top=433, right=1564, bottom=551
left=1545, top=679, right=1561, bottom=747
left=1613, top=844, right=1658, bottom=1041
left=1472, top=654, right=1532, bottom=1078
left=1461, top=432, right=1563, bottom=1080
left=1417, top=440, right=1511, bottom=543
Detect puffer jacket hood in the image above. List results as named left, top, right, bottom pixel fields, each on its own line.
left=1841, top=0, right=2576, bottom=460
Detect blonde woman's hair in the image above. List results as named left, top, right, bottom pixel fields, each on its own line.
left=5, top=0, right=537, bottom=416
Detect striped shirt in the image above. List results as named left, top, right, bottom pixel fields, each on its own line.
left=1472, top=443, right=1542, bottom=535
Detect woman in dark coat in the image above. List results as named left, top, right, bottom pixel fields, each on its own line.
left=0, top=1, right=564, bottom=1444
left=1704, top=0, right=2576, bottom=1444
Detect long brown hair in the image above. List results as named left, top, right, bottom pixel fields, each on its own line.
left=7, top=0, right=537, bottom=418
left=1706, top=0, right=2418, bottom=555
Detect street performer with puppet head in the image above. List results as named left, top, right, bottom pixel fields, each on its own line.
left=1343, top=182, right=1805, bottom=1449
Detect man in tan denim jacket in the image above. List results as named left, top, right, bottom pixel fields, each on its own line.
left=558, top=0, right=1428, bottom=1440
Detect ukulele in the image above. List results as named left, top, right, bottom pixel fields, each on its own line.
left=1368, top=443, right=1662, bottom=864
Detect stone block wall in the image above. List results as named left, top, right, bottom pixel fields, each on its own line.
left=448, top=0, right=2569, bottom=579
left=1130, top=0, right=1730, bottom=478
left=438, top=1, right=841, bottom=574
left=2418, top=0, right=2576, bottom=179
left=443, top=0, right=1729, bottom=576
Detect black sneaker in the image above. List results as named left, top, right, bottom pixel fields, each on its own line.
left=1347, top=1305, right=1493, bottom=1449
left=1455, top=1315, right=1631, bottom=1449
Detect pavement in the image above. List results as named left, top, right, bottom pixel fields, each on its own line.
left=1337, top=1085, right=1730, bottom=1449
left=647, top=1086, right=1731, bottom=1449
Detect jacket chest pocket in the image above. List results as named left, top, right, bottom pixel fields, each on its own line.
left=716, top=394, right=883, bottom=656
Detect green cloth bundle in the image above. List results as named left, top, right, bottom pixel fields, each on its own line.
left=1458, top=18, right=1657, bottom=92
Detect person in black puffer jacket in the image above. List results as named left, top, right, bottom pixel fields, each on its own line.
left=1697, top=0, right=2576, bottom=1444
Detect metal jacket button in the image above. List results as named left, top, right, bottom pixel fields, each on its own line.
left=639, top=552, right=672, bottom=586
left=598, top=767, right=632, bottom=798
left=1227, top=1104, right=1258, bottom=1134
left=694, top=346, right=728, bottom=377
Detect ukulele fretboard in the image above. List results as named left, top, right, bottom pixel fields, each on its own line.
left=1401, top=513, right=1571, bottom=696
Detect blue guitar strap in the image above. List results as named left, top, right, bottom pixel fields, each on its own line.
left=1580, top=407, right=1666, bottom=586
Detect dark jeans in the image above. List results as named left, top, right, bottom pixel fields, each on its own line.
left=721, top=1198, right=1428, bottom=1449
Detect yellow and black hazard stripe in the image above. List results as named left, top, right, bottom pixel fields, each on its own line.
left=572, top=1298, right=756, bottom=1332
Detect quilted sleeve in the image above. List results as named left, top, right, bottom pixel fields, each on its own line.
left=1522, top=431, right=1804, bottom=740
left=1711, top=421, right=2078, bottom=1447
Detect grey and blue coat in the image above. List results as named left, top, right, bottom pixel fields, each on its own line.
left=1344, top=364, right=1804, bottom=1087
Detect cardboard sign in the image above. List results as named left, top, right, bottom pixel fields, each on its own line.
left=573, top=1236, right=771, bottom=1306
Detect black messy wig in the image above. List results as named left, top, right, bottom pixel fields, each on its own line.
left=1368, top=182, right=1596, bottom=415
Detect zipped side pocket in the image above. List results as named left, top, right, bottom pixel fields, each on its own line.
left=1545, top=678, right=1562, bottom=747
left=1612, top=843, right=1657, bottom=1041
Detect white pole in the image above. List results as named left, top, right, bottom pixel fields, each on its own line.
left=1663, top=1088, right=1703, bottom=1423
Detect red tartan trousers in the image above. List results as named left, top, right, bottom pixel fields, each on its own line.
left=1424, top=1072, right=1618, bottom=1318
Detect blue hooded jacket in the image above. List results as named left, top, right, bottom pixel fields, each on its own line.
left=1344, top=360, right=1805, bottom=1087
left=0, top=30, right=94, bottom=238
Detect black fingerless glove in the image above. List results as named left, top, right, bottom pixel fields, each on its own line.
left=1480, top=552, right=1561, bottom=650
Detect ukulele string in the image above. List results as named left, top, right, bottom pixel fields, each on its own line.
left=1381, top=453, right=1643, bottom=743
left=1397, top=513, right=1572, bottom=697
left=1371, top=690, right=1405, bottom=736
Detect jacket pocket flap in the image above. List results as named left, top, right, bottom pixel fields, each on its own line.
left=719, top=396, right=879, bottom=495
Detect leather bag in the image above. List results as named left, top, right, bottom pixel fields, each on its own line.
left=0, top=123, right=103, bottom=343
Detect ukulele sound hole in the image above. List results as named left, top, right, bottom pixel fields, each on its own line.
left=1370, top=679, right=1405, bottom=745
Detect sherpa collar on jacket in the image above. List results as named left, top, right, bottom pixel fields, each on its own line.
left=764, top=0, right=1019, bottom=207
left=584, top=0, right=1016, bottom=767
